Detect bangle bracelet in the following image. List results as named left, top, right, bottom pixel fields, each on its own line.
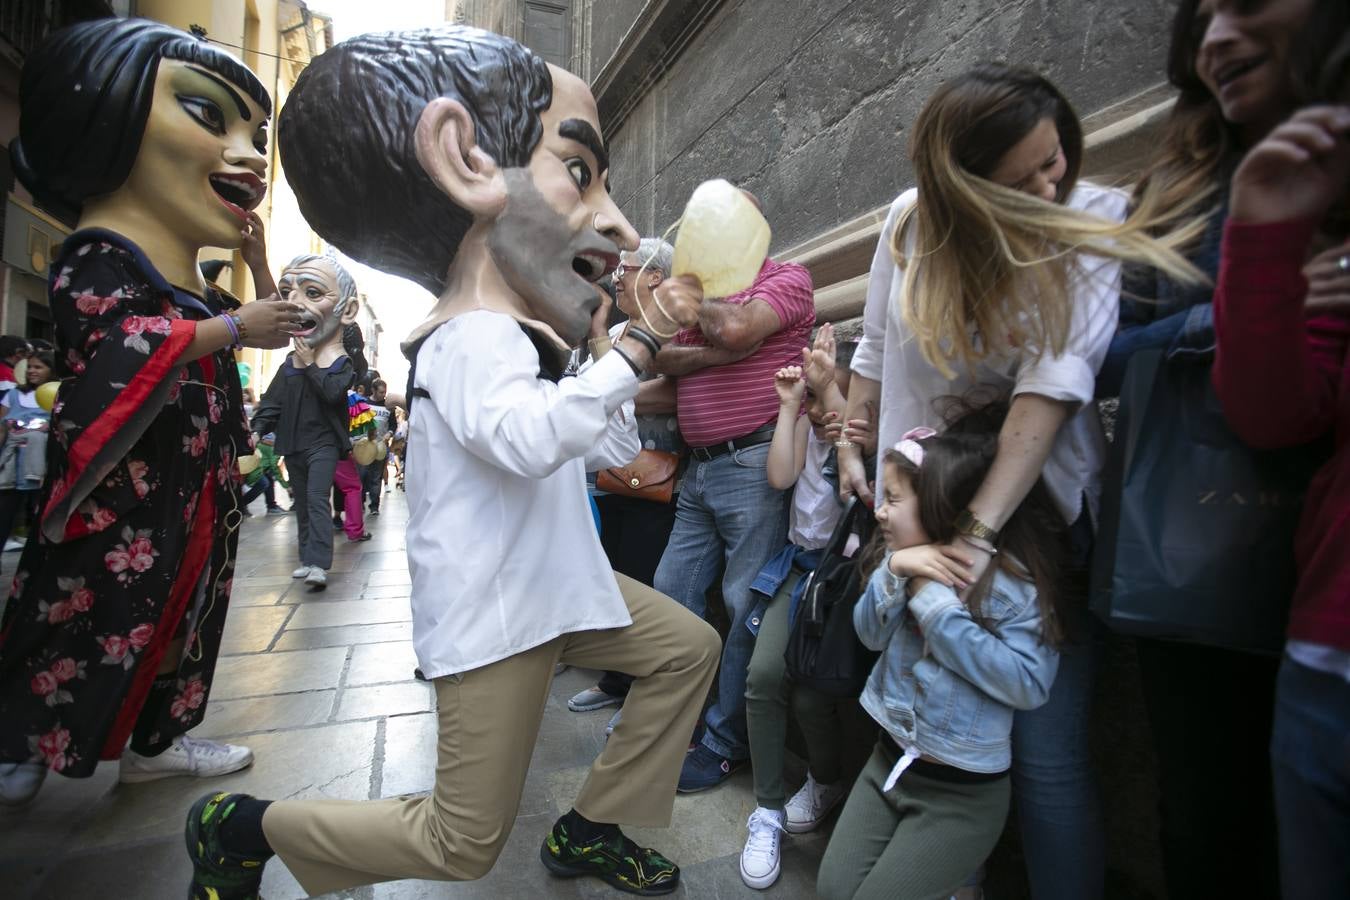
left=611, top=344, right=644, bottom=377
left=625, top=325, right=663, bottom=357
left=957, top=533, right=998, bottom=556
left=220, top=313, right=240, bottom=348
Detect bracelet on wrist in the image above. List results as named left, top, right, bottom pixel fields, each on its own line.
left=625, top=325, right=663, bottom=358
left=610, top=344, right=644, bottom=377
left=954, top=508, right=999, bottom=544
left=956, top=533, right=998, bottom=556
left=231, top=312, right=248, bottom=344
left=219, top=313, right=241, bottom=348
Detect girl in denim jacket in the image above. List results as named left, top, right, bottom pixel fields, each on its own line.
left=819, top=412, right=1066, bottom=900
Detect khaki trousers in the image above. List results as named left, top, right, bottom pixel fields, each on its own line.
left=261, top=573, right=720, bottom=896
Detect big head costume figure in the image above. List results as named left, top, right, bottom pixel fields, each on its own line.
left=0, top=19, right=301, bottom=804
left=279, top=254, right=360, bottom=366
left=15, top=18, right=272, bottom=293
left=278, top=27, right=639, bottom=358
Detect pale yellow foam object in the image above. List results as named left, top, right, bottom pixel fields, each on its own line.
left=672, top=179, right=771, bottom=298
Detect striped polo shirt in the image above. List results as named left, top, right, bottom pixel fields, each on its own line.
left=675, top=258, right=816, bottom=447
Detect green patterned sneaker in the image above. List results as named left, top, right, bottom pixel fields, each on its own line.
left=185, top=792, right=269, bottom=900
left=540, top=817, right=680, bottom=896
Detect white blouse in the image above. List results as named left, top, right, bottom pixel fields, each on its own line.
left=850, top=184, right=1127, bottom=527
left=405, top=310, right=641, bottom=677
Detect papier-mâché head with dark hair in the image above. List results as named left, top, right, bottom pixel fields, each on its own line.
left=13, top=17, right=272, bottom=222
left=279, top=25, right=640, bottom=350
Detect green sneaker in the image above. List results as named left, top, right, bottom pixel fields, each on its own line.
left=540, top=817, right=680, bottom=896
left=185, top=792, right=268, bottom=900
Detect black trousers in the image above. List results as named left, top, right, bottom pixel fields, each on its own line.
left=1137, top=637, right=1281, bottom=899
left=594, top=492, right=678, bottom=698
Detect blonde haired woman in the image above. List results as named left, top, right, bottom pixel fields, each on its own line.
left=836, top=63, right=1196, bottom=900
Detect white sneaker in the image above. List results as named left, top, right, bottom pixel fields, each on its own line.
left=784, top=771, right=847, bottom=834
left=0, top=762, right=47, bottom=806
left=292, top=565, right=311, bottom=579
left=119, top=735, right=253, bottom=783
left=305, top=567, right=327, bottom=588
left=739, top=807, right=784, bottom=889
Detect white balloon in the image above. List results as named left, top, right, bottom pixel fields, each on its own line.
left=672, top=179, right=771, bottom=298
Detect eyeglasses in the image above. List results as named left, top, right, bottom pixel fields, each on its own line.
left=613, top=263, right=635, bottom=279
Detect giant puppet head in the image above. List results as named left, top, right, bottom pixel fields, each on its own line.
left=12, top=18, right=272, bottom=292
left=277, top=27, right=638, bottom=356
left=279, top=254, right=361, bottom=365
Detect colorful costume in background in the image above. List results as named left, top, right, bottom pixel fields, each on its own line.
left=0, top=231, right=249, bottom=775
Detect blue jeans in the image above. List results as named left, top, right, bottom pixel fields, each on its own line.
left=1271, top=655, right=1350, bottom=900
left=1010, top=609, right=1105, bottom=900
left=653, top=443, right=788, bottom=761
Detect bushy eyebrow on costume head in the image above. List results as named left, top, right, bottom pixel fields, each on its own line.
left=12, top=17, right=271, bottom=220
left=282, top=254, right=359, bottom=310
left=278, top=26, right=554, bottom=297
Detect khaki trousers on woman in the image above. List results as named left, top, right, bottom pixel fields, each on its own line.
left=260, top=573, right=720, bottom=896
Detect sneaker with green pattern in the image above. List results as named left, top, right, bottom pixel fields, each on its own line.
left=540, top=817, right=680, bottom=896
left=185, top=792, right=269, bottom=900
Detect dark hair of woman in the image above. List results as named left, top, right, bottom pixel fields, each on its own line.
left=858, top=400, right=1068, bottom=645
left=279, top=27, right=553, bottom=296
left=1137, top=0, right=1347, bottom=239
left=17, top=349, right=56, bottom=394
left=11, top=18, right=272, bottom=221
left=342, top=323, right=368, bottom=380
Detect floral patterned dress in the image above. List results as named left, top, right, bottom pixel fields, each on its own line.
left=0, top=229, right=250, bottom=777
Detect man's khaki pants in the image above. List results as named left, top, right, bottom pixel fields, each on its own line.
left=261, top=573, right=720, bottom=895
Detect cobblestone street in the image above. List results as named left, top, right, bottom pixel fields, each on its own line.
left=0, top=488, right=826, bottom=899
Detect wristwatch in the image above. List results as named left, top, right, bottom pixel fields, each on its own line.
left=954, top=509, right=999, bottom=544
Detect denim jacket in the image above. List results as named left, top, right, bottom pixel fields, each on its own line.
left=854, top=564, right=1059, bottom=775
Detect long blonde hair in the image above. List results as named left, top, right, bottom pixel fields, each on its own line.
left=896, top=64, right=1204, bottom=378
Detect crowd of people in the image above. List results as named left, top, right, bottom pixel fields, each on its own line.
left=0, top=2, right=1345, bottom=900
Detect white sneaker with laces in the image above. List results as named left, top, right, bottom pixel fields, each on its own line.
left=0, top=762, right=48, bottom=806
left=119, top=734, right=254, bottom=783
left=292, top=565, right=311, bottom=579
left=305, top=567, right=327, bottom=588
left=739, top=807, right=784, bottom=889
left=784, top=771, right=847, bottom=834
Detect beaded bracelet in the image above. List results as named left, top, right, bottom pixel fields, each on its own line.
left=231, top=312, right=248, bottom=344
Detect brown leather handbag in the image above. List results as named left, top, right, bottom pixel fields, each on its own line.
left=596, top=449, right=681, bottom=503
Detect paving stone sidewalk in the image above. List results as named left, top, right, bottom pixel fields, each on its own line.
left=0, top=488, right=826, bottom=899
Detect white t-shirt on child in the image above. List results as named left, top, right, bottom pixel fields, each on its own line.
left=787, top=428, right=843, bottom=550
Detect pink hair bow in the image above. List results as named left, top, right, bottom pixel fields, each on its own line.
left=894, top=426, right=937, bottom=467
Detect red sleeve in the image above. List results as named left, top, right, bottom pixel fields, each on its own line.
left=1212, top=218, right=1345, bottom=449
left=751, top=262, right=815, bottom=330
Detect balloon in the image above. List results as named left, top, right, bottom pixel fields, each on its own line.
left=374, top=441, right=388, bottom=460
left=35, top=382, right=59, bottom=411
left=237, top=451, right=261, bottom=476
left=237, top=361, right=252, bottom=388
left=672, top=179, right=771, bottom=298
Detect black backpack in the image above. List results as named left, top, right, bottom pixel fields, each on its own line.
left=785, top=497, right=879, bottom=697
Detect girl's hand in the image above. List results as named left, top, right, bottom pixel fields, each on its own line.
left=939, top=536, right=996, bottom=595
left=1230, top=105, right=1350, bottom=225
left=774, top=365, right=807, bottom=406
left=240, top=211, right=270, bottom=275
left=842, top=415, right=878, bottom=456
left=887, top=543, right=975, bottom=589
left=235, top=298, right=305, bottom=350
left=802, top=322, right=837, bottom=393
left=1303, top=242, right=1350, bottom=317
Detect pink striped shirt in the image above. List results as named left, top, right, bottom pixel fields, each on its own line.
left=675, top=259, right=816, bottom=446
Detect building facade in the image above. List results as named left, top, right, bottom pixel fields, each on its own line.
left=461, top=0, right=1176, bottom=324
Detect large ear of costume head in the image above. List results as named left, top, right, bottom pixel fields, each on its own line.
left=278, top=26, right=553, bottom=297
left=12, top=17, right=271, bottom=221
